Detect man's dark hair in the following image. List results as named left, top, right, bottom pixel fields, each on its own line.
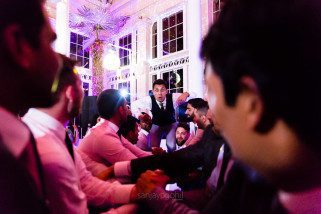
left=201, top=0, right=321, bottom=152
left=0, top=0, right=45, bottom=49
left=97, top=89, right=126, bottom=120
left=187, top=98, right=209, bottom=111
left=152, top=79, right=168, bottom=89
left=51, top=54, right=78, bottom=104
left=119, top=115, right=140, bottom=137
left=176, top=122, right=190, bottom=133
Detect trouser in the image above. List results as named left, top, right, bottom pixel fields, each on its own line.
left=149, top=122, right=177, bottom=153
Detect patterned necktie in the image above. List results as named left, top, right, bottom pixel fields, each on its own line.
left=65, top=132, right=75, bottom=161
left=160, top=102, right=165, bottom=111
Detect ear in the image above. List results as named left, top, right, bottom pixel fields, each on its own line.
left=3, top=25, right=34, bottom=70
left=65, top=86, right=74, bottom=101
left=239, top=76, right=263, bottom=130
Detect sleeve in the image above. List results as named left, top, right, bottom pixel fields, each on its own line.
left=143, top=187, right=199, bottom=214
left=75, top=152, right=134, bottom=207
left=114, top=161, right=132, bottom=177
left=121, top=137, right=152, bottom=158
left=185, top=129, right=204, bottom=147
left=37, top=137, right=88, bottom=214
left=131, top=96, right=153, bottom=118
left=172, top=92, right=197, bottom=108
left=94, top=132, right=138, bottom=164
left=130, top=142, right=206, bottom=182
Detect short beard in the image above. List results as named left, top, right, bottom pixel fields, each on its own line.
left=176, top=139, right=186, bottom=146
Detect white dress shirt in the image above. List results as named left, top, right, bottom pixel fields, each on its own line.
left=23, top=109, right=135, bottom=213
left=131, top=92, right=196, bottom=118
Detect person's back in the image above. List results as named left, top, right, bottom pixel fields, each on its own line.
left=0, top=0, right=59, bottom=212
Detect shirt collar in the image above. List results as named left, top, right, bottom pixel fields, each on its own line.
left=23, top=108, right=65, bottom=142
left=0, top=107, right=30, bottom=157
left=279, top=186, right=321, bottom=213
left=156, top=99, right=166, bottom=107
left=100, top=118, right=119, bottom=133
left=140, top=129, right=149, bottom=136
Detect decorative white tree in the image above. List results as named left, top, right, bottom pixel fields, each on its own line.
left=70, top=3, right=129, bottom=95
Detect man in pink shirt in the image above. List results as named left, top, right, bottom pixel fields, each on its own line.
left=78, top=89, right=151, bottom=177
left=24, top=55, right=139, bottom=213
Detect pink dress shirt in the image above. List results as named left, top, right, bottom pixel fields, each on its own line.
left=78, top=119, right=151, bottom=176
left=185, top=128, right=204, bottom=147
left=23, top=109, right=135, bottom=213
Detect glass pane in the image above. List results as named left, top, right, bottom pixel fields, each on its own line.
left=169, top=14, right=176, bottom=27
left=119, top=49, right=124, bottom=58
left=163, top=29, right=169, bottom=43
left=152, top=74, right=157, bottom=83
left=170, top=27, right=176, bottom=40
left=162, top=72, right=170, bottom=88
left=176, top=69, right=183, bottom=88
left=162, top=17, right=169, bottom=30
left=124, top=57, right=128, bottom=66
left=152, top=34, right=157, bottom=46
left=70, top=43, right=76, bottom=54
left=163, top=42, right=169, bottom=56
left=177, top=37, right=183, bottom=51
left=70, top=54, right=77, bottom=61
left=70, top=32, right=77, bottom=43
left=128, top=44, right=132, bottom=50
left=84, top=50, right=89, bottom=58
left=77, top=56, right=83, bottom=66
left=124, top=50, right=128, bottom=57
left=77, top=45, right=83, bottom=56
left=84, top=57, right=90, bottom=68
left=152, top=22, right=157, bottom=34
left=177, top=24, right=183, bottom=38
left=119, top=38, right=123, bottom=46
left=78, top=35, right=83, bottom=44
left=128, top=34, right=132, bottom=44
left=152, top=47, right=157, bottom=59
left=169, top=71, right=176, bottom=89
left=170, top=40, right=176, bottom=53
left=177, top=11, right=183, bottom=24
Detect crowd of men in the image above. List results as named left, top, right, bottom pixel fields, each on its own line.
left=1, top=0, right=321, bottom=213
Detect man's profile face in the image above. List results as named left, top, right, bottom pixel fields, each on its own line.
left=175, top=127, right=190, bottom=146
left=69, top=77, right=84, bottom=118
left=26, top=7, right=59, bottom=107
left=153, top=84, right=167, bottom=102
left=185, top=104, right=196, bottom=119
left=205, top=62, right=250, bottom=163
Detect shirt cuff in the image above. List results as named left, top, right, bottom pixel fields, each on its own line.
left=114, top=161, right=131, bottom=177
left=113, top=184, right=135, bottom=204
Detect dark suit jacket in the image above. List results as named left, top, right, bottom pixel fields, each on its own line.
left=144, top=162, right=287, bottom=214
left=0, top=135, right=48, bottom=213
left=131, top=125, right=225, bottom=186
left=202, top=162, right=287, bottom=214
